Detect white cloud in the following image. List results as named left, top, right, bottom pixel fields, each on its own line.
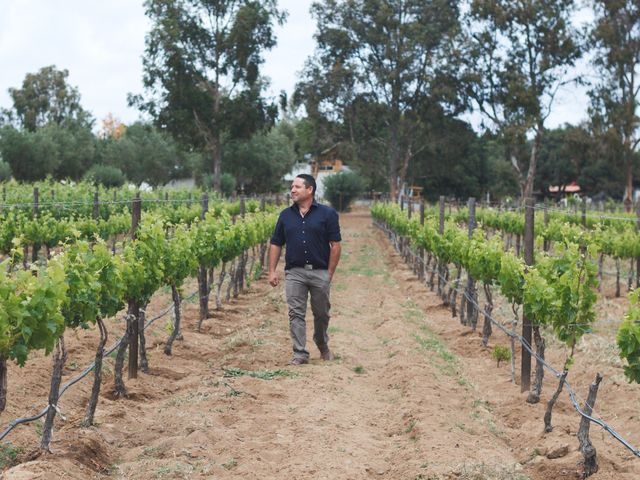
left=0, top=0, right=592, bottom=131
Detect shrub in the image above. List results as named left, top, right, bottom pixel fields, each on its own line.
left=0, top=161, right=12, bottom=182
left=492, top=345, right=511, bottom=367
left=201, top=172, right=237, bottom=197
left=323, top=171, right=364, bottom=211
left=84, top=164, right=126, bottom=188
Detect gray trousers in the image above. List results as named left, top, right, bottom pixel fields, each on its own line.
left=285, top=267, right=331, bottom=360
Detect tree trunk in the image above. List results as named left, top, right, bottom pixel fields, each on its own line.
left=628, top=258, right=634, bottom=292
left=597, top=253, right=604, bottom=293
left=544, top=370, right=568, bottom=433
left=481, top=284, right=493, bottom=347
left=523, top=126, right=544, bottom=200
left=624, top=152, right=633, bottom=213
left=466, top=277, right=478, bottom=331
left=450, top=266, right=462, bottom=317
left=197, top=264, right=209, bottom=330
left=441, top=266, right=450, bottom=305
left=164, top=285, right=182, bottom=356
left=226, top=260, right=235, bottom=302
left=207, top=267, right=215, bottom=296
left=138, top=306, right=149, bottom=374
left=82, top=317, right=108, bottom=427
left=41, top=337, right=67, bottom=452
left=0, top=355, right=7, bottom=413
left=113, top=324, right=130, bottom=398
left=249, top=247, right=257, bottom=282
left=31, top=244, right=40, bottom=264
left=527, top=326, right=546, bottom=404
left=216, top=262, right=227, bottom=310
left=388, top=112, right=401, bottom=201
left=578, top=373, right=603, bottom=478
left=510, top=305, right=519, bottom=384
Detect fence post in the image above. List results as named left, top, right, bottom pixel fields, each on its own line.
left=33, top=187, right=39, bottom=218
left=581, top=197, right=587, bottom=227
left=439, top=196, right=445, bottom=235
left=128, top=193, right=141, bottom=380
left=543, top=198, right=549, bottom=251
left=465, top=197, right=478, bottom=329
left=197, top=193, right=210, bottom=330
left=93, top=190, right=100, bottom=220
left=521, top=197, right=535, bottom=392
left=419, top=200, right=425, bottom=279
left=636, top=201, right=640, bottom=288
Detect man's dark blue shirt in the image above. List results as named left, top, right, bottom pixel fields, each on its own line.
left=270, top=200, right=341, bottom=270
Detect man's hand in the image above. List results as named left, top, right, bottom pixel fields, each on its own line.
left=268, top=244, right=282, bottom=287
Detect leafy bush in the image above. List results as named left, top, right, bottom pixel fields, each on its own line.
left=0, top=160, right=12, bottom=181
left=323, top=171, right=364, bottom=211
left=201, top=172, right=237, bottom=197
left=221, top=173, right=237, bottom=197
left=492, top=345, right=511, bottom=367
left=84, top=164, right=126, bottom=188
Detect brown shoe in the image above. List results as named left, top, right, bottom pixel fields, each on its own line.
left=319, top=346, right=334, bottom=361
left=289, top=357, right=309, bottom=366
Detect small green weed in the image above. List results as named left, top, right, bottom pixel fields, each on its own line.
left=222, top=458, right=238, bottom=470
left=0, top=443, right=22, bottom=469
left=223, top=367, right=298, bottom=380
left=492, top=345, right=511, bottom=367
left=154, top=462, right=194, bottom=478
left=353, top=365, right=365, bottom=374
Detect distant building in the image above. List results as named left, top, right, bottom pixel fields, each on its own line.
left=283, top=144, right=350, bottom=200
left=548, top=181, right=581, bottom=195
left=165, top=178, right=196, bottom=189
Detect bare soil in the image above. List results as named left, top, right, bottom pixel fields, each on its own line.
left=1, top=210, right=639, bottom=479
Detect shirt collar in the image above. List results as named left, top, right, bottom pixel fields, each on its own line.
left=291, top=199, right=318, bottom=211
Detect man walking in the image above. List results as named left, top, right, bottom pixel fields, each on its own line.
left=269, top=174, right=342, bottom=365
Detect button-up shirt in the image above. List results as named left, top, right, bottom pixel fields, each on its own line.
left=270, top=200, right=341, bottom=270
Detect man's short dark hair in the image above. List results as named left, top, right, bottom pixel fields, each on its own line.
left=296, top=174, right=316, bottom=196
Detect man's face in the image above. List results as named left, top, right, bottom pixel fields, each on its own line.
left=291, top=177, right=312, bottom=203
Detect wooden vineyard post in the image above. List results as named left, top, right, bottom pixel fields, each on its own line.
left=33, top=187, right=39, bottom=217
left=93, top=190, right=100, bottom=220
left=418, top=200, right=425, bottom=280
left=128, top=193, right=141, bottom=379
left=31, top=187, right=40, bottom=263
left=439, top=196, right=445, bottom=234
left=198, top=193, right=209, bottom=329
left=521, top=197, right=535, bottom=392
left=239, top=193, right=246, bottom=293
left=636, top=201, right=640, bottom=288
left=436, top=196, right=445, bottom=296
left=465, top=197, right=478, bottom=329
left=543, top=198, right=550, bottom=252
left=582, top=197, right=587, bottom=227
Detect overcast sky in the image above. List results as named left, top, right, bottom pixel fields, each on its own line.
left=0, top=0, right=591, bottom=131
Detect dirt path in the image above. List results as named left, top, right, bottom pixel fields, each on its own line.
left=3, top=210, right=639, bottom=479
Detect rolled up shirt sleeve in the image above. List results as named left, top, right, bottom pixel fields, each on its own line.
left=270, top=214, right=286, bottom=246
left=327, top=209, right=341, bottom=242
